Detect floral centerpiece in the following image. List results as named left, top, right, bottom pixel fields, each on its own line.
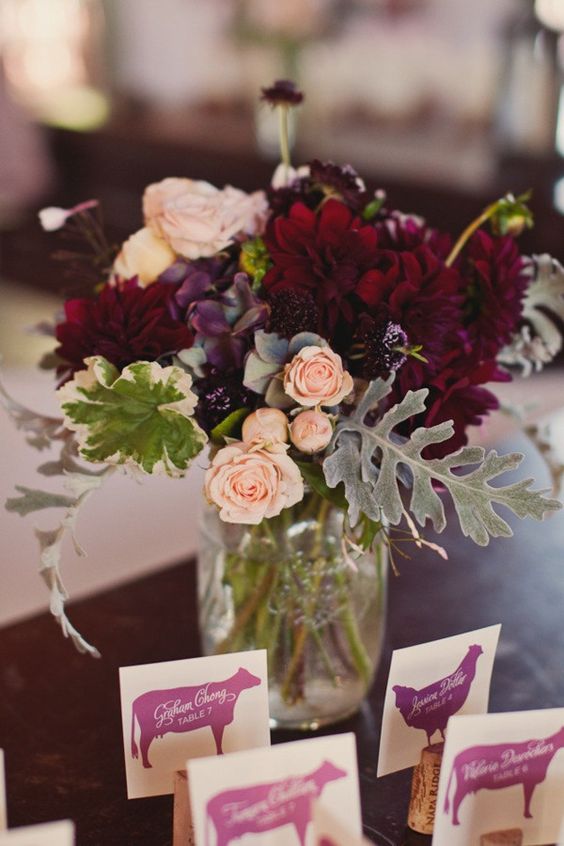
left=3, top=82, right=563, bottom=728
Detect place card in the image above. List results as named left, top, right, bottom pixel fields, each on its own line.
left=119, top=649, right=270, bottom=798
left=311, top=803, right=373, bottom=845
left=188, top=732, right=362, bottom=846
left=433, top=708, right=564, bottom=846
left=0, top=750, right=6, bottom=830
left=0, top=821, right=74, bottom=845
left=377, top=624, right=501, bottom=777
left=558, top=813, right=564, bottom=846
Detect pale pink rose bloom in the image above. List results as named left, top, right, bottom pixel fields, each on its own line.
left=283, top=346, right=354, bottom=407
left=205, top=441, right=304, bottom=524
left=143, top=177, right=268, bottom=260
left=242, top=408, right=289, bottom=445
left=289, top=409, right=333, bottom=454
left=112, top=226, right=176, bottom=287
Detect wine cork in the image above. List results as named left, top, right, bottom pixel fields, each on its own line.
left=407, top=742, right=444, bottom=835
left=480, top=831, right=523, bottom=846
left=173, top=769, right=195, bottom=846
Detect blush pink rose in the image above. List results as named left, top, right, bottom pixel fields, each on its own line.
left=143, top=177, right=268, bottom=259
left=112, top=226, right=176, bottom=287
left=283, top=346, right=354, bottom=407
left=205, top=442, right=304, bottom=524
left=289, top=409, right=333, bottom=454
left=242, top=408, right=289, bottom=445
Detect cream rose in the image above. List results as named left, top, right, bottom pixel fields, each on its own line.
left=205, top=442, right=304, bottom=524
left=289, top=409, right=333, bottom=454
left=242, top=408, right=289, bottom=445
left=283, top=346, right=354, bottom=407
left=112, top=227, right=176, bottom=287
left=143, top=177, right=268, bottom=260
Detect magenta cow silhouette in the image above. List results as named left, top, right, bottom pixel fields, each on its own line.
left=392, top=644, right=483, bottom=745
left=444, top=725, right=564, bottom=825
left=206, top=760, right=347, bottom=846
left=130, top=667, right=261, bottom=768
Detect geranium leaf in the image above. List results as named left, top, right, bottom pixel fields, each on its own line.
left=324, top=376, right=561, bottom=545
left=57, top=356, right=207, bottom=477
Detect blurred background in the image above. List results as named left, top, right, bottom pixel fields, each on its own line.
left=1, top=0, right=564, bottom=624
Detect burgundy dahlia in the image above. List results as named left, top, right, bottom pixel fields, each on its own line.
left=461, top=230, right=529, bottom=361
left=263, top=199, right=382, bottom=345
left=55, top=279, right=193, bottom=377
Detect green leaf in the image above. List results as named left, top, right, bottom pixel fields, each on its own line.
left=211, top=408, right=250, bottom=444
left=323, top=376, right=561, bottom=546
left=296, top=460, right=348, bottom=509
left=57, top=356, right=207, bottom=476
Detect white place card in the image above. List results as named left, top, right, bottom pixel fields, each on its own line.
left=378, top=624, right=501, bottom=777
left=312, top=803, right=373, bottom=845
left=0, top=821, right=74, bottom=845
left=188, top=733, right=362, bottom=846
left=119, top=649, right=270, bottom=798
left=0, top=751, right=6, bottom=831
left=558, top=813, right=564, bottom=846
left=433, top=709, right=564, bottom=846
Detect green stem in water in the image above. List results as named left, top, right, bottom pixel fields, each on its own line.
left=216, top=564, right=276, bottom=654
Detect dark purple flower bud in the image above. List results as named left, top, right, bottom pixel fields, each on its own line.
left=359, top=316, right=409, bottom=378
left=260, top=80, right=304, bottom=107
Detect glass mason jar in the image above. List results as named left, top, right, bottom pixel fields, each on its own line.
left=197, top=489, right=388, bottom=730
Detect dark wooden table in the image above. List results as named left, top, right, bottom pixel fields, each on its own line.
left=1, top=433, right=563, bottom=845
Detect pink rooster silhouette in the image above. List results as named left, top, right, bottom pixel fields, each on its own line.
left=392, top=644, right=483, bottom=745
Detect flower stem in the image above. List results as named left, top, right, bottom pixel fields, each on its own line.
left=278, top=105, right=291, bottom=179
left=216, top=563, right=276, bottom=654
left=445, top=202, right=499, bottom=267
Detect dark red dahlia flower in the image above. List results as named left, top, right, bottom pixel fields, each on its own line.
left=55, top=279, right=193, bottom=377
left=461, top=230, right=529, bottom=360
left=263, top=199, right=382, bottom=344
left=359, top=244, right=465, bottom=390
left=374, top=211, right=452, bottom=258
left=418, top=360, right=507, bottom=457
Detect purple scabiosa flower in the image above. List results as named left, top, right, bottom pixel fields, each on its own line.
left=268, top=289, right=319, bottom=339
left=194, top=370, right=255, bottom=433
left=308, top=159, right=369, bottom=211
left=261, top=80, right=304, bottom=107
left=358, top=316, right=408, bottom=378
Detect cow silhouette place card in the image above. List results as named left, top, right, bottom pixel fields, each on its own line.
left=312, top=802, right=374, bottom=845
left=119, top=650, right=270, bottom=798
left=377, top=624, right=501, bottom=777
left=0, top=821, right=74, bottom=845
left=558, top=813, right=564, bottom=846
left=187, top=732, right=362, bottom=846
left=433, top=708, right=564, bottom=846
left=0, top=750, right=6, bottom=830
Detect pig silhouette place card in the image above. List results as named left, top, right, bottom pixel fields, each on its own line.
left=433, top=708, right=564, bottom=846
left=0, top=750, right=6, bottom=830
left=119, top=649, right=270, bottom=799
left=187, top=732, right=362, bottom=846
left=377, top=624, right=501, bottom=777
left=0, top=821, right=74, bottom=845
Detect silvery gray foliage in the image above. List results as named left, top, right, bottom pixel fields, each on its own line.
left=522, top=255, right=564, bottom=358
left=1, top=374, right=107, bottom=656
left=323, top=376, right=561, bottom=546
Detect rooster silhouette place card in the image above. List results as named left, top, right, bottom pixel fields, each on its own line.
left=433, top=708, right=564, bottom=846
left=187, top=733, right=362, bottom=846
left=119, top=650, right=270, bottom=798
left=378, top=624, right=501, bottom=776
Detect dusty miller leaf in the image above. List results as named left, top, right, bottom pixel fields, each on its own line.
left=323, top=376, right=561, bottom=545
left=521, top=254, right=564, bottom=357
left=0, top=368, right=65, bottom=450
left=6, top=486, right=77, bottom=517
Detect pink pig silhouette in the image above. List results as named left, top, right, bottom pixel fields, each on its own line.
left=206, top=760, right=347, bottom=846
left=392, top=644, right=483, bottom=745
left=131, top=667, right=261, bottom=768
left=444, top=725, right=564, bottom=825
